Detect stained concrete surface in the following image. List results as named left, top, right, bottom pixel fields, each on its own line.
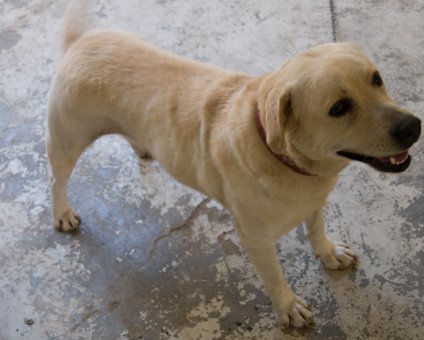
left=0, top=0, right=423, bottom=339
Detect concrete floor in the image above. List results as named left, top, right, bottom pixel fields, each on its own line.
left=0, top=0, right=423, bottom=339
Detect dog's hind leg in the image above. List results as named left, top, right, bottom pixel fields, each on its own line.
left=46, top=109, right=95, bottom=231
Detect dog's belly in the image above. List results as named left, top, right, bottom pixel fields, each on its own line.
left=154, top=144, right=224, bottom=202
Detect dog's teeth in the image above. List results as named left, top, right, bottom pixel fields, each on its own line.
left=390, top=156, right=407, bottom=165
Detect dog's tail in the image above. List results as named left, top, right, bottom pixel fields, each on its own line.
left=61, top=0, right=91, bottom=54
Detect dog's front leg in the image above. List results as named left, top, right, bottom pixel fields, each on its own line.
left=238, top=232, right=314, bottom=328
left=305, top=208, right=358, bottom=270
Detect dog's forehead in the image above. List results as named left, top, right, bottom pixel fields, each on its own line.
left=299, top=43, right=376, bottom=72
left=291, top=44, right=378, bottom=87
left=301, top=42, right=365, bottom=58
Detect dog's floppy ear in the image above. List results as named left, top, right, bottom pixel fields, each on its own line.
left=263, top=86, right=292, bottom=154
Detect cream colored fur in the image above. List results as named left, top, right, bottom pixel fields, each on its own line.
left=46, top=0, right=419, bottom=328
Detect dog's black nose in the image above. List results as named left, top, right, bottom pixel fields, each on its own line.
left=390, top=115, right=421, bottom=149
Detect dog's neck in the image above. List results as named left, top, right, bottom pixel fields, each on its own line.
left=255, top=109, right=316, bottom=176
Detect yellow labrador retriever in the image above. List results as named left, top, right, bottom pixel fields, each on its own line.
left=47, top=1, right=421, bottom=328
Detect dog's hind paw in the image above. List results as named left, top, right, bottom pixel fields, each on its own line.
left=320, top=242, right=358, bottom=270
left=54, top=208, right=81, bottom=232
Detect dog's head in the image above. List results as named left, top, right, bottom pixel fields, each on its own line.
left=258, top=42, right=421, bottom=175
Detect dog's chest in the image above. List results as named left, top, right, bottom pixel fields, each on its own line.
left=268, top=191, right=324, bottom=223
left=228, top=174, right=333, bottom=232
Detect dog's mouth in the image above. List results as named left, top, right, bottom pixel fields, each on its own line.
left=337, top=150, right=411, bottom=172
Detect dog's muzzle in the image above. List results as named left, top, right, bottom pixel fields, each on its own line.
left=337, top=114, right=421, bottom=173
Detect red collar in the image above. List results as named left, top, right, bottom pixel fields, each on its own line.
left=255, top=110, right=316, bottom=176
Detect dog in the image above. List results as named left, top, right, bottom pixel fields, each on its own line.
left=46, top=0, right=421, bottom=328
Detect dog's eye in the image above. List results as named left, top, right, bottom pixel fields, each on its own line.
left=372, top=71, right=383, bottom=87
left=329, top=98, right=352, bottom=117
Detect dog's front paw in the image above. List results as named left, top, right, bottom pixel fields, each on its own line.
left=319, top=242, right=358, bottom=270
left=277, top=295, right=315, bottom=329
left=54, top=208, right=81, bottom=232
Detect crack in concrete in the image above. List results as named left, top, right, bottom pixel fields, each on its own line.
left=146, top=198, right=210, bottom=261
left=329, top=0, right=337, bottom=42
left=68, top=308, right=101, bottom=333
